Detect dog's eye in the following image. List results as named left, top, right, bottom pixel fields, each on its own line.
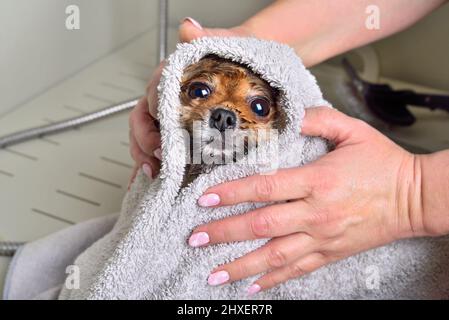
left=188, top=82, right=211, bottom=99
left=250, top=97, right=271, bottom=117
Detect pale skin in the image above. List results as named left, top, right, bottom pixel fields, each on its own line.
left=129, top=0, right=449, bottom=295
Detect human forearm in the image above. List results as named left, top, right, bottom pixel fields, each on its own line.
left=240, top=0, right=446, bottom=66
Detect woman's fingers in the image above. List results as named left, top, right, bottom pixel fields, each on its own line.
left=133, top=128, right=161, bottom=157
left=199, top=166, right=317, bottom=207
left=301, top=107, right=370, bottom=145
left=251, top=252, right=328, bottom=294
left=179, top=18, right=206, bottom=42
left=129, top=98, right=161, bottom=161
left=129, top=131, right=160, bottom=177
left=128, top=95, right=161, bottom=181
left=178, top=17, right=253, bottom=43
left=190, top=200, right=313, bottom=246
left=208, top=233, right=315, bottom=286
left=128, top=165, right=140, bottom=190
left=146, top=62, right=165, bottom=119
left=130, top=98, right=161, bottom=154
left=128, top=62, right=164, bottom=186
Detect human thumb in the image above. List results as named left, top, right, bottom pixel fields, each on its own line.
left=301, top=107, right=367, bottom=145
left=179, top=17, right=207, bottom=43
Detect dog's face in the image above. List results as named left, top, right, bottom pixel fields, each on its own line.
left=180, top=55, right=280, bottom=161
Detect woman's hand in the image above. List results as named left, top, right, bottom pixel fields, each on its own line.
left=189, top=107, right=425, bottom=295
left=128, top=63, right=164, bottom=186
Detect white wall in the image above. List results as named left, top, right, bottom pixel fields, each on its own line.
left=0, top=0, right=157, bottom=115
left=374, top=3, right=449, bottom=91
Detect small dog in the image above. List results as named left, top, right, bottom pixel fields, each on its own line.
left=179, top=55, right=282, bottom=187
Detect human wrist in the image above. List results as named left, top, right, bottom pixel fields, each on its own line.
left=419, top=150, right=449, bottom=237
left=393, top=152, right=425, bottom=240
left=395, top=150, right=449, bottom=239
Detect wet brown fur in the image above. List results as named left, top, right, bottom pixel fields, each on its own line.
left=179, top=55, right=281, bottom=187
left=180, top=55, right=280, bottom=131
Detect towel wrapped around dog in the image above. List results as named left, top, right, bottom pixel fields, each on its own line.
left=58, top=37, right=331, bottom=299
left=4, top=37, right=449, bottom=300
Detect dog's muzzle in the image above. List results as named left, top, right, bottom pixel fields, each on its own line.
left=209, top=108, right=237, bottom=132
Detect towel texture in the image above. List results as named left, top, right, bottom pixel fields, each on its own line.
left=5, top=37, right=449, bottom=300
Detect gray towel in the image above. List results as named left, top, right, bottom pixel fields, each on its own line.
left=4, top=37, right=449, bottom=300
left=59, top=37, right=332, bottom=299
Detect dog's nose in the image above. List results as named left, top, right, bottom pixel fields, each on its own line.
left=209, top=108, right=237, bottom=132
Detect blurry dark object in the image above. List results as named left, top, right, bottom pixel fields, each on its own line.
left=343, top=58, right=449, bottom=126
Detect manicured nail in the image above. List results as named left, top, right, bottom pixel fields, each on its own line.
left=208, top=271, right=230, bottom=286
left=154, top=148, right=162, bottom=161
left=182, top=17, right=203, bottom=30
left=142, top=163, right=152, bottom=178
left=198, top=194, right=220, bottom=207
left=188, top=232, right=210, bottom=247
left=247, top=284, right=261, bottom=296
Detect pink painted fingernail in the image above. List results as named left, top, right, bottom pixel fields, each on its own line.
left=153, top=148, right=162, bottom=161
left=188, top=232, right=210, bottom=247
left=142, top=163, right=152, bottom=178
left=182, top=17, right=203, bottom=30
left=247, top=284, right=261, bottom=296
left=198, top=194, right=220, bottom=207
left=208, top=271, right=230, bottom=286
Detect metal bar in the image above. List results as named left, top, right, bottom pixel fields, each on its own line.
left=158, top=0, right=169, bottom=62
left=0, top=241, right=25, bottom=257
left=0, top=98, right=139, bottom=149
